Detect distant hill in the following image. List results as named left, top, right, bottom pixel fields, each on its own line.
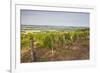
left=21, top=25, right=89, bottom=32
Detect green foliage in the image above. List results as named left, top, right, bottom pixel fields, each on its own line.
left=43, top=34, right=53, bottom=49
left=21, top=29, right=89, bottom=50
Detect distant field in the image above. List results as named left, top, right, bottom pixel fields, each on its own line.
left=21, top=25, right=89, bottom=63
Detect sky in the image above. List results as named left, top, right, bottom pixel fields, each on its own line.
left=21, top=10, right=89, bottom=27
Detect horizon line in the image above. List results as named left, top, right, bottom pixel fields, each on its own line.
left=21, top=24, right=89, bottom=27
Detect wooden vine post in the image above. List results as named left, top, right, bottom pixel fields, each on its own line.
left=30, top=38, right=36, bottom=62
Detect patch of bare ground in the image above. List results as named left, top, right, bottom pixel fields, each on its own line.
left=21, top=41, right=89, bottom=62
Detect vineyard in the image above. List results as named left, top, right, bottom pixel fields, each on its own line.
left=21, top=27, right=89, bottom=63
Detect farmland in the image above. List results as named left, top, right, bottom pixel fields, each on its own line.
left=21, top=25, right=89, bottom=63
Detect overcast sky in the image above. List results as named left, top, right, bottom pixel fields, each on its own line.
left=21, top=10, right=89, bottom=27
